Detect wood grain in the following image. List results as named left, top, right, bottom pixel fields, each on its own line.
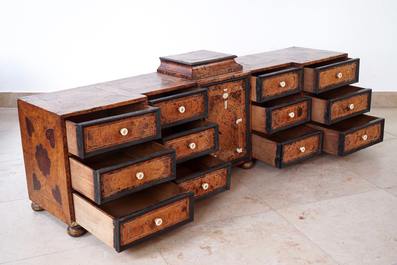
left=282, top=134, right=320, bottom=164
left=344, top=122, right=382, bottom=152
left=330, top=93, right=369, bottom=121
left=271, top=100, right=308, bottom=130
left=261, top=70, right=300, bottom=100
left=252, top=133, right=277, bottom=167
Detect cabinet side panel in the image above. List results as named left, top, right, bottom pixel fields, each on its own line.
left=252, top=133, right=277, bottom=167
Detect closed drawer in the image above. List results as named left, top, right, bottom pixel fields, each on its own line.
left=174, top=155, right=231, bottom=201
left=66, top=103, right=161, bottom=159
left=307, top=85, right=371, bottom=125
left=70, top=141, right=175, bottom=204
left=250, top=67, right=302, bottom=102
left=303, top=58, right=359, bottom=93
left=252, top=95, right=311, bottom=134
left=305, top=114, right=384, bottom=156
left=148, top=88, right=208, bottom=128
left=73, top=182, right=194, bottom=252
left=252, top=125, right=323, bottom=168
left=160, top=120, right=219, bottom=163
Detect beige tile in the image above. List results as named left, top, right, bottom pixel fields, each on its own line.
left=11, top=92, right=41, bottom=107
left=0, top=108, right=20, bottom=132
left=0, top=199, right=103, bottom=263
left=330, top=139, right=397, bottom=188
left=0, top=159, right=28, bottom=202
left=369, top=108, right=397, bottom=136
left=188, top=176, right=271, bottom=226
left=371, top=92, right=397, bottom=108
left=153, top=211, right=336, bottom=265
left=0, top=93, right=12, bottom=107
left=385, top=186, right=397, bottom=196
left=232, top=155, right=377, bottom=209
left=6, top=241, right=166, bottom=265
left=278, top=190, right=397, bottom=265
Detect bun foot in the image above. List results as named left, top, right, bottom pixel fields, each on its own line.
left=239, top=160, right=254, bottom=170
left=67, top=223, right=86, bottom=237
left=31, top=201, right=44, bottom=211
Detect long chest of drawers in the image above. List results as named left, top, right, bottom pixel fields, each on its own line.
left=18, top=47, right=384, bottom=252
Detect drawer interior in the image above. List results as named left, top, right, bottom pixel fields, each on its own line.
left=308, top=85, right=366, bottom=100
left=251, top=65, right=297, bottom=77
left=162, top=120, right=214, bottom=137
left=147, top=87, right=201, bottom=101
left=254, top=125, right=318, bottom=143
left=304, top=57, right=352, bottom=69
left=176, top=155, right=227, bottom=179
left=311, top=115, right=380, bottom=132
left=252, top=94, right=306, bottom=108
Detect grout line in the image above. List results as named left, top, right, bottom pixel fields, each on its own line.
left=151, top=240, right=169, bottom=265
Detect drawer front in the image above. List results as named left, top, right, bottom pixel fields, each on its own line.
left=119, top=196, right=191, bottom=247
left=271, top=99, right=310, bottom=132
left=330, top=91, right=370, bottom=122
left=282, top=133, right=321, bottom=166
left=149, top=89, right=208, bottom=128
left=163, top=127, right=218, bottom=162
left=178, top=166, right=230, bottom=200
left=343, top=121, right=383, bottom=155
left=318, top=59, right=359, bottom=91
left=257, top=67, right=302, bottom=102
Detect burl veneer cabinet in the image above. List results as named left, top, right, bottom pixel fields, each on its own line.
left=18, top=47, right=384, bottom=252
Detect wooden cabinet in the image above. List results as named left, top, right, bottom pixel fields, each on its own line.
left=18, top=47, right=384, bottom=252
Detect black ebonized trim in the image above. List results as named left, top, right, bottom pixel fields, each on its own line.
left=148, top=88, right=207, bottom=105
left=275, top=143, right=283, bottom=168
left=113, top=191, right=194, bottom=252
left=75, top=124, right=84, bottom=158
left=160, top=122, right=218, bottom=142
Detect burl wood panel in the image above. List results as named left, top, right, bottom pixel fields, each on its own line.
left=271, top=101, right=308, bottom=130
left=344, top=122, right=382, bottom=153
left=18, top=100, right=73, bottom=225
left=163, top=128, right=216, bottom=161
left=83, top=112, right=158, bottom=154
left=330, top=93, right=369, bottom=121
left=260, top=70, right=300, bottom=100
left=178, top=167, right=228, bottom=199
left=318, top=61, right=358, bottom=90
left=120, top=197, right=190, bottom=246
left=282, top=134, right=320, bottom=165
left=204, top=78, right=248, bottom=163
left=152, top=92, right=206, bottom=125
left=101, top=154, right=173, bottom=199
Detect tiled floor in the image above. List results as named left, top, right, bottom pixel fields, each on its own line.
left=1, top=107, right=397, bottom=265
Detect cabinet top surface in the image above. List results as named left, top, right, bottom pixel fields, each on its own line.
left=159, top=50, right=237, bottom=66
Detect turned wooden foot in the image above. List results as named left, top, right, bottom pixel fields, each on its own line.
left=31, top=201, right=44, bottom=211
left=67, top=223, right=86, bottom=237
left=239, top=160, right=255, bottom=169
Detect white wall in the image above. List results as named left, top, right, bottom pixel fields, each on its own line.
left=1, top=0, right=396, bottom=92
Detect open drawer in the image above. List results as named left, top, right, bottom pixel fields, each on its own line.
left=252, top=125, right=323, bottom=168
left=305, top=114, right=384, bottom=156
left=148, top=88, right=208, bottom=128
left=73, top=182, right=194, bottom=252
left=306, top=85, right=371, bottom=125
left=174, top=155, right=231, bottom=201
left=303, top=57, right=360, bottom=93
left=70, top=141, right=175, bottom=205
left=66, top=103, right=161, bottom=159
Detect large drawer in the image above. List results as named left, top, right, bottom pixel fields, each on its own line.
left=253, top=126, right=323, bottom=168
left=73, top=182, right=194, bottom=252
left=305, top=114, right=384, bottom=156
left=160, top=120, right=219, bottom=163
left=307, top=85, right=371, bottom=125
left=250, top=67, right=302, bottom=102
left=66, top=103, right=161, bottom=158
left=252, top=94, right=311, bottom=134
left=148, top=88, right=208, bottom=128
left=303, top=58, right=360, bottom=93
left=70, top=141, right=175, bottom=204
left=174, top=155, right=231, bottom=201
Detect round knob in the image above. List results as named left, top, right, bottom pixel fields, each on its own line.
left=223, top=93, right=228, bottom=99
left=178, top=106, right=186, bottom=113
left=136, top=172, right=144, bottom=180
left=154, top=218, right=163, bottom=226
left=202, top=183, right=209, bottom=190
left=362, top=135, right=368, bottom=141
left=349, top=104, right=354, bottom=110
left=120, top=128, right=128, bottom=136
left=300, top=147, right=305, bottom=153
left=279, top=81, right=286, bottom=87
left=337, top=72, right=343, bottom=79
left=189, top=143, right=196, bottom=149
left=289, top=112, right=295, bottom=118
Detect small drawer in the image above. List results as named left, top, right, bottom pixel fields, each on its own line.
left=174, top=155, right=231, bottom=201
left=303, top=58, right=359, bottom=93
left=307, top=85, right=371, bottom=125
left=250, top=67, right=302, bottom=102
left=148, top=88, right=208, bottom=128
left=73, top=182, right=194, bottom=252
left=160, top=120, right=219, bottom=163
left=252, top=94, right=311, bottom=134
left=305, top=114, right=384, bottom=156
left=66, top=103, right=161, bottom=159
left=70, top=141, right=175, bottom=204
left=252, top=126, right=323, bottom=168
